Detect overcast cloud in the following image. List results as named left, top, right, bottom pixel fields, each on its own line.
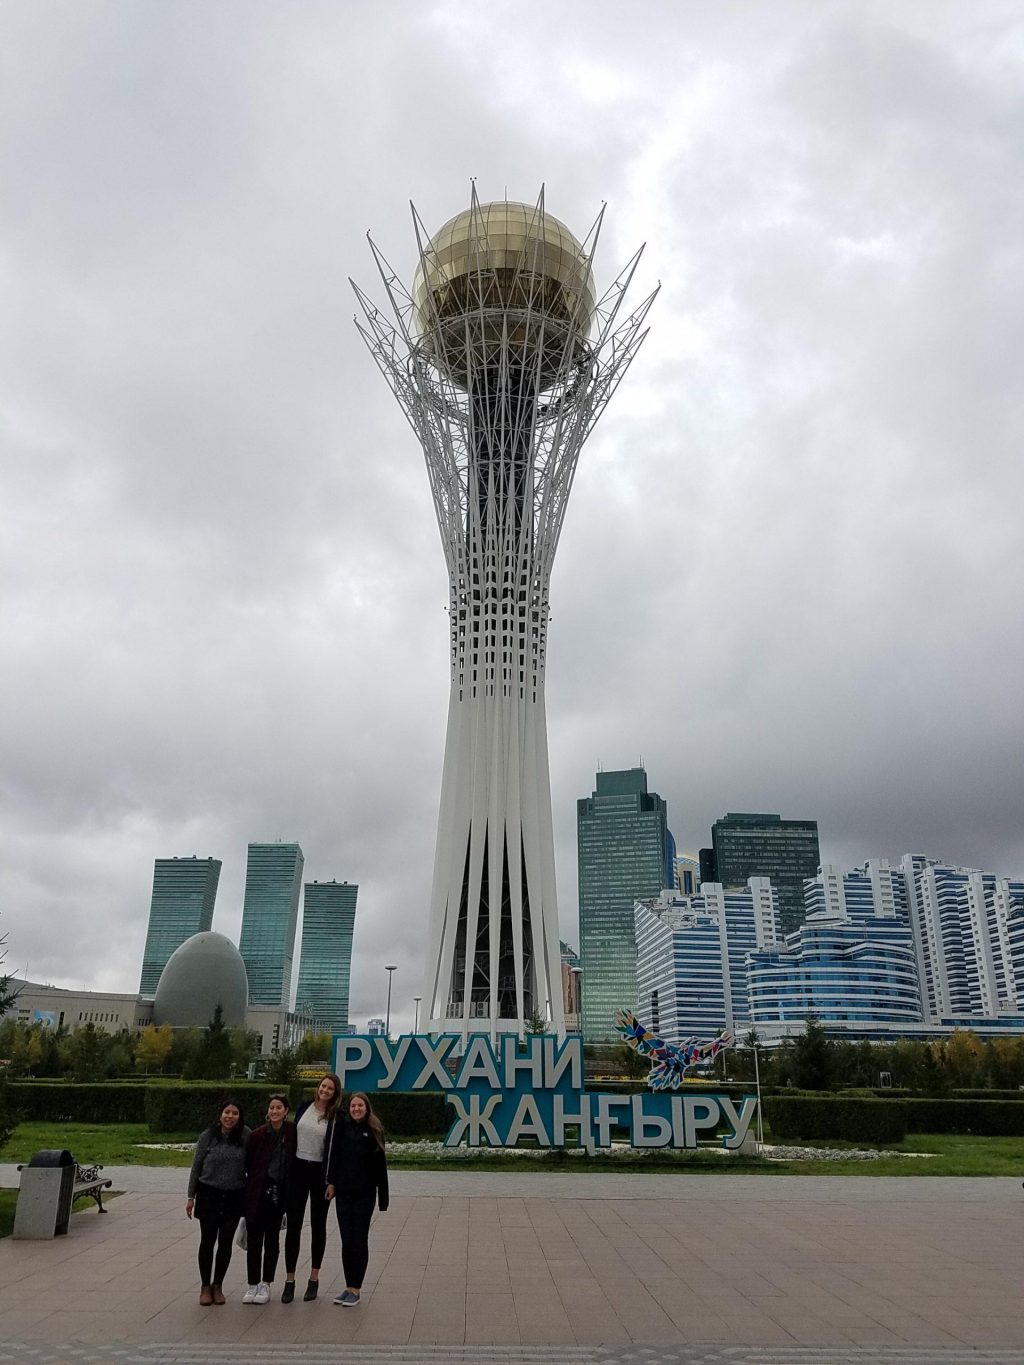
left=2, top=0, right=1022, bottom=1031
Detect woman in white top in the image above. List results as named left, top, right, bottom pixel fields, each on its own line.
left=281, top=1072, right=341, bottom=1302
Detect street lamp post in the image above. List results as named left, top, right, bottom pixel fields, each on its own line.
left=413, top=996, right=422, bottom=1033
left=384, top=965, right=397, bottom=1039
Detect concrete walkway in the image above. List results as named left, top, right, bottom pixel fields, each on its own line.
left=0, top=1171, right=1022, bottom=1362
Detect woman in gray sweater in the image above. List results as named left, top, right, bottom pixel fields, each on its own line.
left=186, top=1099, right=250, bottom=1305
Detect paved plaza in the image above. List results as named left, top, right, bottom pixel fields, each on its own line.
left=1, top=1169, right=1023, bottom=1364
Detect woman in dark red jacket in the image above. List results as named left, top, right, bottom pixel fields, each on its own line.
left=242, top=1094, right=297, bottom=1305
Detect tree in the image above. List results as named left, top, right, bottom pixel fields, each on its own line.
left=265, top=1046, right=299, bottom=1086
left=135, top=1023, right=174, bottom=1075
left=68, top=1022, right=105, bottom=1082
left=166, top=1026, right=202, bottom=1077
left=187, top=1005, right=234, bottom=1080
left=0, top=942, right=19, bottom=1152
left=296, top=1031, right=333, bottom=1063
left=524, top=1009, right=549, bottom=1036
left=617, top=1042, right=650, bottom=1080
left=789, top=1016, right=834, bottom=1091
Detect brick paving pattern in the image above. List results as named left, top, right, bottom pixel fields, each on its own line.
left=0, top=1171, right=1021, bottom=1362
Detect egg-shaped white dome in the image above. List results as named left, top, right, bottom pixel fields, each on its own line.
left=153, top=931, right=248, bottom=1028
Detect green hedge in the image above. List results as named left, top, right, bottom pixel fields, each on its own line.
left=764, top=1096, right=908, bottom=1144
left=144, top=1084, right=450, bottom=1137
left=144, top=1083, right=306, bottom=1134
left=904, top=1099, right=1024, bottom=1135
left=6, top=1083, right=148, bottom=1123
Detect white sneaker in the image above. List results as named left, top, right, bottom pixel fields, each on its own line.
left=254, top=1282, right=270, bottom=1305
left=242, top=1285, right=258, bottom=1304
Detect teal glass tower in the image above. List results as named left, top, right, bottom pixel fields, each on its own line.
left=139, top=855, right=221, bottom=995
left=295, top=880, right=357, bottom=1034
left=578, top=768, right=670, bottom=1041
left=238, top=842, right=304, bottom=1006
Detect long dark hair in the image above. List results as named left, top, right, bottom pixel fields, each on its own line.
left=348, top=1091, right=385, bottom=1151
left=208, top=1097, right=245, bottom=1144
left=314, top=1073, right=343, bottom=1119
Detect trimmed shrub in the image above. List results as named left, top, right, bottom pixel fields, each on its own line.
left=6, top=1082, right=147, bottom=1124
left=904, top=1099, right=1024, bottom=1135
left=145, top=1083, right=450, bottom=1137
left=764, top=1096, right=907, bottom=1144
left=145, top=1082, right=306, bottom=1134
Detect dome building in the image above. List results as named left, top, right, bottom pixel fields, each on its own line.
left=153, top=930, right=249, bottom=1029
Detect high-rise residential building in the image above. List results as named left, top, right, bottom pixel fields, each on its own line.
left=578, top=767, right=670, bottom=1041
left=634, top=880, right=779, bottom=1042
left=902, top=855, right=1024, bottom=1019
left=747, top=867, right=922, bottom=1029
left=295, top=880, right=357, bottom=1035
left=674, top=854, right=701, bottom=895
left=238, top=842, right=304, bottom=1007
left=699, top=812, right=820, bottom=933
left=355, top=189, right=656, bottom=1039
left=139, top=855, right=221, bottom=995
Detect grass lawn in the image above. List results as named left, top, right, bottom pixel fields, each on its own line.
left=2, top=1123, right=197, bottom=1168
left=3, top=1124, right=1022, bottom=1177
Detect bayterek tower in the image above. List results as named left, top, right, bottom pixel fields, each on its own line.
left=353, top=187, right=656, bottom=1039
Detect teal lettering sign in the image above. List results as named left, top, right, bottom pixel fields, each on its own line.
left=332, top=1034, right=757, bottom=1152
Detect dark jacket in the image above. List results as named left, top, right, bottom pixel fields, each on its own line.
left=188, top=1125, right=250, bottom=1198
left=244, top=1120, right=297, bottom=1223
left=324, top=1115, right=388, bottom=1211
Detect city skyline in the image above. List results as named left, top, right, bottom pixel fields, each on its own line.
left=3, top=3, right=1023, bottom=1035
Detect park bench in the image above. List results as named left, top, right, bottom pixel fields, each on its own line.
left=71, top=1161, right=112, bottom=1213
left=13, top=1150, right=112, bottom=1238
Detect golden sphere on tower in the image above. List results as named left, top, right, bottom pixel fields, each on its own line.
left=412, top=201, right=596, bottom=390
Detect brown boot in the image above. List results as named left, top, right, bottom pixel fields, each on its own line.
left=211, top=1284, right=226, bottom=1305
left=199, top=1285, right=214, bottom=1306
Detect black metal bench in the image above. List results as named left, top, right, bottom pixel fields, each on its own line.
left=71, top=1162, right=112, bottom=1213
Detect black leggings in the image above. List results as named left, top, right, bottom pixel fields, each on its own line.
left=284, top=1158, right=329, bottom=1274
left=195, top=1183, right=243, bottom=1287
left=336, top=1190, right=376, bottom=1290
left=246, top=1189, right=285, bottom=1284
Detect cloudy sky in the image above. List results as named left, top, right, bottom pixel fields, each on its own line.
left=2, top=0, right=1022, bottom=1030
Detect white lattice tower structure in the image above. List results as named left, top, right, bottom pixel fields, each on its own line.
left=353, top=187, right=657, bottom=1039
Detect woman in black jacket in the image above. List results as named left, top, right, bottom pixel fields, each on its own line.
left=242, top=1094, right=297, bottom=1305
left=324, top=1091, right=389, bottom=1306
left=186, top=1098, right=250, bottom=1305
left=281, top=1072, right=341, bottom=1302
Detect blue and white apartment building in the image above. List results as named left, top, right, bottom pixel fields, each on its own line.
left=634, top=856, right=1024, bottom=1044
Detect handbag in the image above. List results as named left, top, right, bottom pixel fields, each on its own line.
left=235, top=1220, right=248, bottom=1250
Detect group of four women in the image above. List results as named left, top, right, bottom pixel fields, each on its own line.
left=185, top=1075, right=389, bottom=1308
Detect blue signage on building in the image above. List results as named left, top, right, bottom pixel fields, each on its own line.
left=332, top=1032, right=757, bottom=1152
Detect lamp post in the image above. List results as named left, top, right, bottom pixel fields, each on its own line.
left=752, top=1041, right=765, bottom=1149
left=384, top=965, right=397, bottom=1039
left=413, top=996, right=422, bottom=1033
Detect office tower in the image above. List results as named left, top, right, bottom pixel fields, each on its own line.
left=578, top=767, right=670, bottom=1041
left=634, top=879, right=779, bottom=1041
left=354, top=188, right=657, bottom=1038
left=700, top=812, right=820, bottom=933
left=367, top=1018, right=386, bottom=1036
left=238, top=841, right=304, bottom=1007
left=139, top=855, right=221, bottom=995
left=295, top=880, right=357, bottom=1034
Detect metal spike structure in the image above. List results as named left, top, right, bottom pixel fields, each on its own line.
left=353, top=186, right=658, bottom=1040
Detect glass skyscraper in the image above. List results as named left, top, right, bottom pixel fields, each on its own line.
left=238, top=841, right=304, bottom=1007
left=295, top=880, right=357, bottom=1034
left=139, top=855, right=221, bottom=995
left=700, top=812, right=820, bottom=934
left=578, top=768, right=669, bottom=1041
